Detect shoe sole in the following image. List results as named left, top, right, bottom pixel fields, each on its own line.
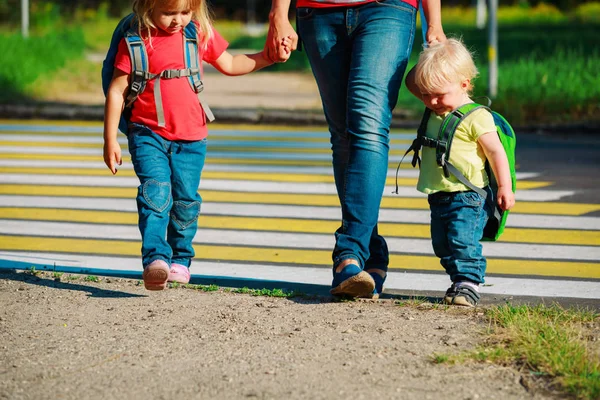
left=443, top=295, right=476, bottom=307
left=143, top=264, right=169, bottom=291
left=331, top=271, right=375, bottom=298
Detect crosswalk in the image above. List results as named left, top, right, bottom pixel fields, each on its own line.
left=1, top=120, right=599, bottom=299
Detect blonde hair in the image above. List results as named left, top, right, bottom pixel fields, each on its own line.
left=132, top=0, right=212, bottom=46
left=414, top=38, right=479, bottom=94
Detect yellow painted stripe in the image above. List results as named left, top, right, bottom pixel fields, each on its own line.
left=1, top=207, right=598, bottom=246
left=0, top=235, right=598, bottom=279
left=0, top=184, right=598, bottom=216
left=0, top=141, right=419, bottom=155
left=0, top=167, right=551, bottom=189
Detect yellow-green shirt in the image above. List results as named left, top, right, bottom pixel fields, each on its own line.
left=417, top=108, right=496, bottom=194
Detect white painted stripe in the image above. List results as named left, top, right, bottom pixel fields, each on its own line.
left=0, top=146, right=469, bottom=163
left=0, top=159, right=543, bottom=181
left=1, top=195, right=597, bottom=231
left=0, top=126, right=417, bottom=139
left=1, top=220, right=598, bottom=261
left=0, top=252, right=598, bottom=299
left=0, top=173, right=575, bottom=202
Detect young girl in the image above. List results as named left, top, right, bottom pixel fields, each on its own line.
left=410, top=39, right=515, bottom=306
left=103, top=0, right=290, bottom=290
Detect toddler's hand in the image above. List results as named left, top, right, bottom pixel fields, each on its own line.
left=103, top=140, right=122, bottom=175
left=497, top=186, right=515, bottom=211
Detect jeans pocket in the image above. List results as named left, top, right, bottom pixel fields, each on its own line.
left=297, top=7, right=314, bottom=20
left=459, top=191, right=484, bottom=207
left=375, top=0, right=415, bottom=13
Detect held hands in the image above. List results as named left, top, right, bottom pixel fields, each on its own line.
left=425, top=24, right=447, bottom=46
left=103, top=139, right=122, bottom=175
left=265, top=15, right=298, bottom=63
left=497, top=185, right=515, bottom=211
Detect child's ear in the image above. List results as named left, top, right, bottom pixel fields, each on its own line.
left=461, top=79, right=470, bottom=91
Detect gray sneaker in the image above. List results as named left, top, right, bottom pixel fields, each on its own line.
left=443, top=283, right=480, bottom=307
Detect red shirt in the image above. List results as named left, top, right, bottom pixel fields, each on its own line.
left=296, top=0, right=417, bottom=9
left=114, top=24, right=228, bottom=141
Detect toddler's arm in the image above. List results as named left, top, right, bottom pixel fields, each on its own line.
left=103, top=69, right=129, bottom=175
left=478, top=131, right=515, bottom=211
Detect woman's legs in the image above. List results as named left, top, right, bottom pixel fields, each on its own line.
left=298, top=2, right=416, bottom=292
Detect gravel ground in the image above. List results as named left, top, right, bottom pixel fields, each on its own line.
left=0, top=270, right=561, bottom=400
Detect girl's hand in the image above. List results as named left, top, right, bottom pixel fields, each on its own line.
left=278, top=36, right=293, bottom=61
left=103, top=140, right=122, bottom=175
left=497, top=186, right=515, bottom=211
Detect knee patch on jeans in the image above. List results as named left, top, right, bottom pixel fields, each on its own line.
left=171, top=200, right=201, bottom=230
left=141, top=179, right=171, bottom=213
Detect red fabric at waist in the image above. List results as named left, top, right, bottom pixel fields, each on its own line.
left=296, top=0, right=418, bottom=9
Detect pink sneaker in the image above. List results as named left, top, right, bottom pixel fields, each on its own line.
left=168, top=263, right=191, bottom=284
left=142, top=260, right=169, bottom=291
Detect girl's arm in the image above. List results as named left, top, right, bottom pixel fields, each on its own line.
left=103, top=69, right=129, bottom=175
left=478, top=131, right=516, bottom=211
left=211, top=50, right=274, bottom=76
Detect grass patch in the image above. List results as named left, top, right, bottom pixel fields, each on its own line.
left=232, top=286, right=302, bottom=298
left=440, top=304, right=599, bottom=399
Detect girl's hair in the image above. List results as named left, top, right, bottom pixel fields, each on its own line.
left=414, top=38, right=479, bottom=94
left=132, top=0, right=213, bottom=46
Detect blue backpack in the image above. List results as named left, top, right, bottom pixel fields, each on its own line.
left=101, top=13, right=214, bottom=134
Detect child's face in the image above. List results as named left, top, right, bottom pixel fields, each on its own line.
left=421, top=80, right=470, bottom=115
left=151, top=4, right=192, bottom=34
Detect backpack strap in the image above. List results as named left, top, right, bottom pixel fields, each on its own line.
left=437, top=103, right=487, bottom=177
left=183, top=23, right=215, bottom=122
left=392, top=107, right=431, bottom=194
left=124, top=30, right=151, bottom=109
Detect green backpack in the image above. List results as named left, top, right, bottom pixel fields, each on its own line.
left=403, top=103, right=517, bottom=241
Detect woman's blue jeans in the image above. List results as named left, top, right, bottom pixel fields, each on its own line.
left=297, top=1, right=416, bottom=269
left=127, top=125, right=206, bottom=268
left=428, top=190, right=491, bottom=284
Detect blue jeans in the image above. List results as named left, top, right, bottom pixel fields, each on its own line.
left=127, top=124, right=206, bottom=268
left=428, top=189, right=492, bottom=284
left=297, top=1, right=416, bottom=269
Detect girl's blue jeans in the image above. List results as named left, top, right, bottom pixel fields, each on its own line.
left=428, top=189, right=492, bottom=284
left=127, top=124, right=206, bottom=269
left=297, top=0, right=416, bottom=269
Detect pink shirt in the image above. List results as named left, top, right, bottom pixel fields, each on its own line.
left=115, top=24, right=228, bottom=141
left=296, top=0, right=417, bottom=9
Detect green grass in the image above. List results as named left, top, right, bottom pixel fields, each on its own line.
left=0, top=28, right=85, bottom=102
left=437, top=304, right=600, bottom=399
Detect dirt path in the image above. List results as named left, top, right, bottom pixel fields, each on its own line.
left=0, top=271, right=556, bottom=400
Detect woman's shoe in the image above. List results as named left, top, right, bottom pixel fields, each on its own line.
left=330, top=264, right=375, bottom=298
left=361, top=269, right=387, bottom=300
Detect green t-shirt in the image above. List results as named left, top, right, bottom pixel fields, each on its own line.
left=417, top=108, right=496, bottom=194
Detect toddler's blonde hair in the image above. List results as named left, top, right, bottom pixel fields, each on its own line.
left=132, top=0, right=212, bottom=46
left=414, top=38, right=478, bottom=94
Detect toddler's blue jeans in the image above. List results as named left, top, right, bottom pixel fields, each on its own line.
left=297, top=0, right=416, bottom=270
left=127, top=124, right=206, bottom=269
left=428, top=189, right=492, bottom=284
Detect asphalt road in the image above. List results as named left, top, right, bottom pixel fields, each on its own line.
left=0, top=120, right=598, bottom=308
